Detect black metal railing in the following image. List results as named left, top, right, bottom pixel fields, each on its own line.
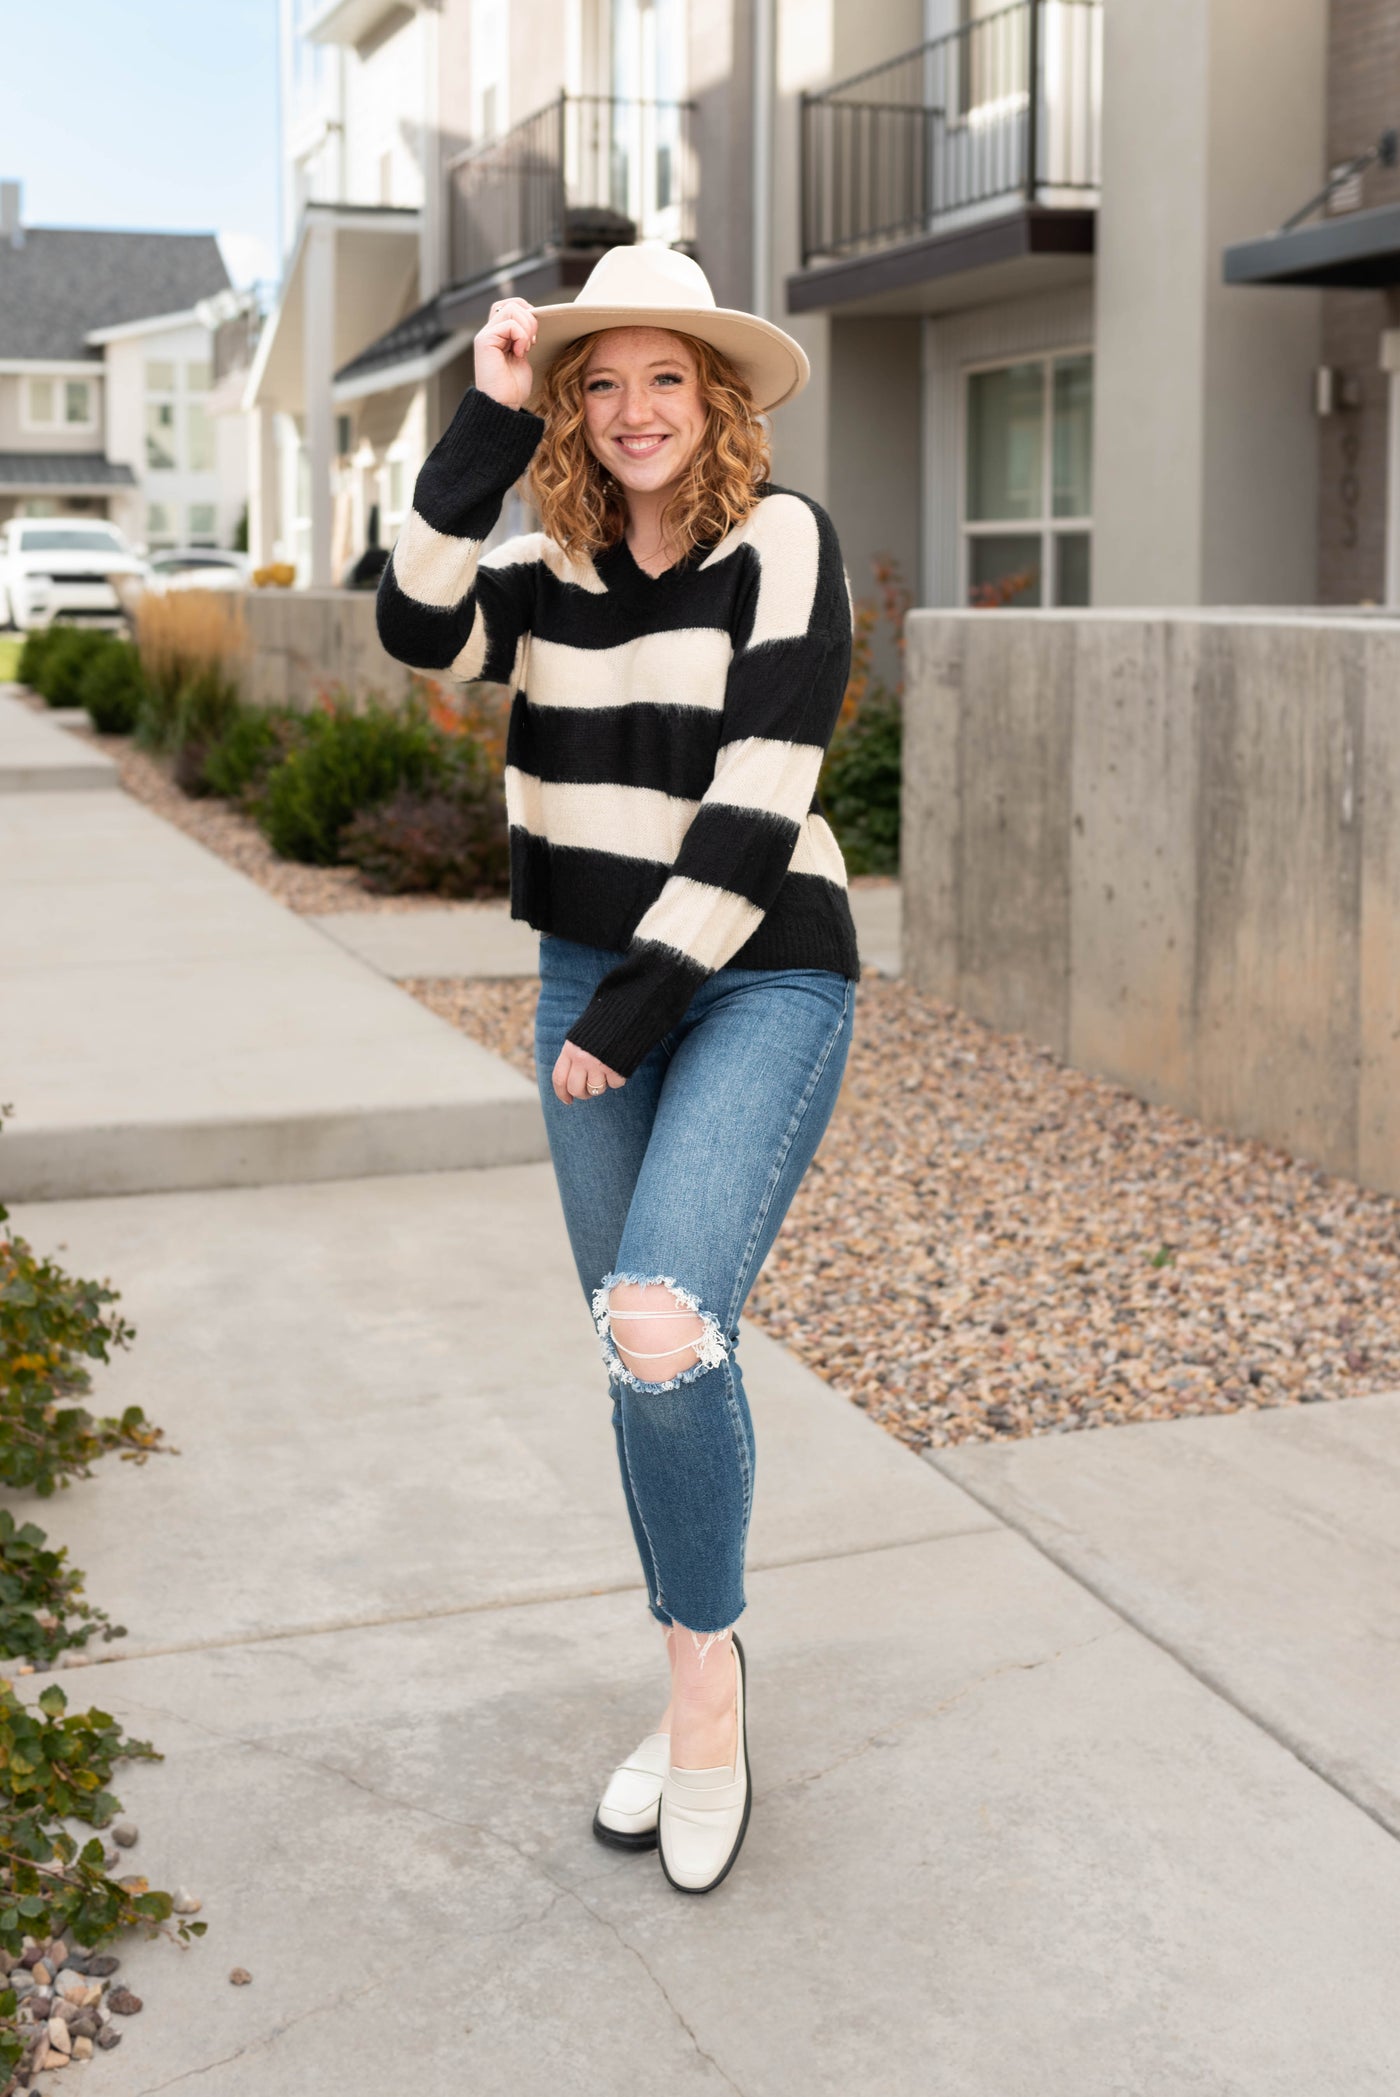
left=448, top=92, right=697, bottom=290
left=800, top=0, right=1101, bottom=266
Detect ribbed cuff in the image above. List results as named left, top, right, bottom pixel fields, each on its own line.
left=566, top=961, right=704, bottom=1081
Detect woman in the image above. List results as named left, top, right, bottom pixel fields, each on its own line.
left=376, top=242, right=860, bottom=1895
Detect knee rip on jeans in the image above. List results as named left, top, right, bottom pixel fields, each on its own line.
left=592, top=1272, right=729, bottom=1395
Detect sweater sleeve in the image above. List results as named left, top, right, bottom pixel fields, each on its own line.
left=375, top=384, right=546, bottom=685
left=564, top=491, right=854, bottom=1079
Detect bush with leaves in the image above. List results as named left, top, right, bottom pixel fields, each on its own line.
left=817, top=552, right=910, bottom=878
left=0, top=1513, right=123, bottom=1668
left=257, top=694, right=451, bottom=864
left=0, top=1679, right=204, bottom=2085
left=0, top=1110, right=163, bottom=1499
left=33, top=628, right=112, bottom=711
left=197, top=699, right=308, bottom=807
left=77, top=637, right=146, bottom=735
left=15, top=628, right=59, bottom=695
left=339, top=738, right=510, bottom=897
left=169, top=666, right=245, bottom=797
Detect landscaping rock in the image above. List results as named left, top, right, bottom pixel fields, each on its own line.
left=107, top=1987, right=143, bottom=2016
left=171, top=1887, right=202, bottom=1914
left=84, top=1955, right=119, bottom=1977
left=229, top=1967, right=252, bottom=1985
left=72, top=2036, right=94, bottom=2061
left=95, top=2026, right=122, bottom=2050
left=111, top=1821, right=139, bottom=1848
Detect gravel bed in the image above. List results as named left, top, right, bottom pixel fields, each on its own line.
left=404, top=972, right=1400, bottom=1448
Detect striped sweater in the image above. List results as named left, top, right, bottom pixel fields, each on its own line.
left=376, top=383, right=860, bottom=1077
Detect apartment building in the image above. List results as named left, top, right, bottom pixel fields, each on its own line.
left=0, top=181, right=244, bottom=552
left=251, top=0, right=1399, bottom=610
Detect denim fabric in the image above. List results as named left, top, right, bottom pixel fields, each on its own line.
left=535, top=934, right=856, bottom=1634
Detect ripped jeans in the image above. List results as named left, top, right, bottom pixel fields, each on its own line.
left=535, top=934, right=856, bottom=1640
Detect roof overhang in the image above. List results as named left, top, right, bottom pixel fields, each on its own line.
left=0, top=453, right=138, bottom=494
left=333, top=325, right=473, bottom=404
left=785, top=204, right=1096, bottom=318
left=85, top=308, right=203, bottom=346
left=242, top=205, right=421, bottom=416
left=1223, top=202, right=1400, bottom=289
left=305, top=0, right=417, bottom=46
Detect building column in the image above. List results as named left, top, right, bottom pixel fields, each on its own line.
left=302, top=218, right=336, bottom=587
left=247, top=405, right=279, bottom=569
left=1382, top=330, right=1400, bottom=608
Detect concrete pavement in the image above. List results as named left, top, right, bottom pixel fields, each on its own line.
left=935, top=1391, right=1400, bottom=1834
left=0, top=702, right=546, bottom=1202
left=0, top=686, right=116, bottom=792
left=6, top=1163, right=1400, bottom=2094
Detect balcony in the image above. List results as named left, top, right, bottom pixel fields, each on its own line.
left=789, top=0, right=1102, bottom=316
left=439, top=92, right=697, bottom=331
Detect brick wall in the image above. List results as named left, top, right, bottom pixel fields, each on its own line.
left=1318, top=0, right=1400, bottom=602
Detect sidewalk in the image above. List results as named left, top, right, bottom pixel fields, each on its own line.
left=4, top=696, right=1400, bottom=2091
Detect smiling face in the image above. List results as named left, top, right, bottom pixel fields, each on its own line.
left=579, top=326, right=707, bottom=499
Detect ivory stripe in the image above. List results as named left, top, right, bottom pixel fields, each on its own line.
left=505, top=769, right=697, bottom=862
left=790, top=814, right=849, bottom=887
left=526, top=627, right=732, bottom=713
left=707, top=735, right=824, bottom=816
left=392, top=510, right=484, bottom=608
left=635, top=875, right=766, bottom=972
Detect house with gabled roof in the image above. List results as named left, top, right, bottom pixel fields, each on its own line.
left=0, top=180, right=247, bottom=553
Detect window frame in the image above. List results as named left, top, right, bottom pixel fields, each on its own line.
left=957, top=345, right=1094, bottom=610
left=21, top=373, right=98, bottom=433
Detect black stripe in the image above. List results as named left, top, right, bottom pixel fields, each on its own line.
left=509, top=831, right=669, bottom=943
left=665, top=800, right=800, bottom=910
left=507, top=701, right=721, bottom=800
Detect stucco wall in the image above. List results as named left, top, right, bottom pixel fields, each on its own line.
left=903, top=608, right=1400, bottom=1193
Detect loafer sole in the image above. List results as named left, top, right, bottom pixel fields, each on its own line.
left=591, top=1807, right=659, bottom=1853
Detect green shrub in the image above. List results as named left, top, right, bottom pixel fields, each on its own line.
left=15, top=626, right=59, bottom=695
left=0, top=1510, right=123, bottom=1666
left=169, top=667, right=245, bottom=796
left=35, top=628, right=113, bottom=710
left=0, top=1116, right=165, bottom=1500
left=818, top=685, right=902, bottom=877
left=257, top=697, right=450, bottom=864
left=77, top=638, right=146, bottom=735
left=198, top=701, right=308, bottom=806
left=339, top=744, right=510, bottom=897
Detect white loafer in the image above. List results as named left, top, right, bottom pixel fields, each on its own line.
left=592, top=1730, right=670, bottom=1851
left=658, top=1632, right=750, bottom=1894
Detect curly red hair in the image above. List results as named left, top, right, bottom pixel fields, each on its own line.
left=525, top=328, right=773, bottom=563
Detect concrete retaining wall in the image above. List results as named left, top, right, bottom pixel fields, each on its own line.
left=243, top=589, right=415, bottom=710
left=903, top=610, right=1400, bottom=1194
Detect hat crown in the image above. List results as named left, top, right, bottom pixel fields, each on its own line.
left=574, top=241, right=717, bottom=313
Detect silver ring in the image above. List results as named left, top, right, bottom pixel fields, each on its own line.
left=585, top=1082, right=606, bottom=1095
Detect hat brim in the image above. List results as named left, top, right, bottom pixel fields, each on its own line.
left=521, top=303, right=810, bottom=416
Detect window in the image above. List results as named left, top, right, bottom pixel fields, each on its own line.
left=472, top=0, right=508, bottom=138
left=187, top=502, right=218, bottom=543
left=186, top=401, right=215, bottom=473
left=963, top=352, right=1092, bottom=607
left=146, top=503, right=175, bottom=549
left=24, top=376, right=94, bottom=428
left=146, top=400, right=178, bottom=470
left=146, top=360, right=177, bottom=393
left=185, top=361, right=211, bottom=394
left=609, top=0, right=686, bottom=233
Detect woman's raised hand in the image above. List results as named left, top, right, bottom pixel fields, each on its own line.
left=552, top=1040, right=627, bottom=1107
left=474, top=297, right=539, bottom=411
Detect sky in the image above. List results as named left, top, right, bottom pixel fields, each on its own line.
left=0, top=0, right=281, bottom=292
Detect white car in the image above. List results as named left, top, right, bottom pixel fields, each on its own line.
left=0, top=518, right=146, bottom=632
left=142, top=548, right=249, bottom=593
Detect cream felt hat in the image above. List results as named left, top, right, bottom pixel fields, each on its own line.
left=522, top=242, right=810, bottom=416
